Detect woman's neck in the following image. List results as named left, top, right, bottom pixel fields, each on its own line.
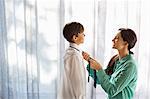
left=118, top=48, right=129, bottom=60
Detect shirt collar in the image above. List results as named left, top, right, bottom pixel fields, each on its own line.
left=117, top=54, right=132, bottom=64
left=69, top=43, right=81, bottom=52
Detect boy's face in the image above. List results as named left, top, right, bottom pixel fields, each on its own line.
left=72, top=31, right=85, bottom=45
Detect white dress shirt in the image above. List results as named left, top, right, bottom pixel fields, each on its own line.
left=58, top=43, right=86, bottom=99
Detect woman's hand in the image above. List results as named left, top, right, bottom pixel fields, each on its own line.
left=90, top=59, right=102, bottom=70
left=82, top=51, right=102, bottom=70
left=82, top=51, right=90, bottom=61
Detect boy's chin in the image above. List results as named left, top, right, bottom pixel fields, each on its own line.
left=80, top=41, right=84, bottom=44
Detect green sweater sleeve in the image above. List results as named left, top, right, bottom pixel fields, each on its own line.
left=87, top=64, right=103, bottom=84
left=96, top=61, right=136, bottom=97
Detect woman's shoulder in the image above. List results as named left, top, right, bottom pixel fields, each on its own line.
left=126, top=54, right=137, bottom=65
left=124, top=56, right=137, bottom=71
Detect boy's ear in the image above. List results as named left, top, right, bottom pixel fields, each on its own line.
left=72, top=35, right=77, bottom=42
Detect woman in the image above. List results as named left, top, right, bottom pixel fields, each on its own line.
left=83, top=28, right=137, bottom=99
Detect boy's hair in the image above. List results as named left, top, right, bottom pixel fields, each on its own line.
left=63, top=22, right=84, bottom=43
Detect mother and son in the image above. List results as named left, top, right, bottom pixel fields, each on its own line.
left=58, top=22, right=138, bottom=99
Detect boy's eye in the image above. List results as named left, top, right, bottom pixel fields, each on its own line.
left=78, top=33, right=85, bottom=36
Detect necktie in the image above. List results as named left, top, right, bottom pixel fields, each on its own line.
left=88, top=57, right=97, bottom=88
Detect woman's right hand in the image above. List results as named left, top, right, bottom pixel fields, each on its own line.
left=89, top=59, right=102, bottom=70
left=82, top=51, right=102, bottom=70
left=82, top=51, right=90, bottom=61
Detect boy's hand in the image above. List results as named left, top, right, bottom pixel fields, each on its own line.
left=82, top=51, right=90, bottom=61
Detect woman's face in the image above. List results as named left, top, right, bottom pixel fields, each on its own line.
left=112, top=32, right=128, bottom=50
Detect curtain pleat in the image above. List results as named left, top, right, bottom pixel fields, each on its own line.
left=1, top=0, right=150, bottom=99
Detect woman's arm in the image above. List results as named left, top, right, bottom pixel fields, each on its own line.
left=82, top=51, right=136, bottom=97
left=96, top=62, right=136, bottom=97
left=86, top=64, right=101, bottom=84
left=82, top=51, right=102, bottom=84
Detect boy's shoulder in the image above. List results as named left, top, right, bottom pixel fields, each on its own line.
left=64, top=48, right=81, bottom=60
left=65, top=47, right=80, bottom=55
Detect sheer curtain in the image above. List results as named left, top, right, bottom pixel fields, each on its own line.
left=0, top=0, right=150, bottom=99
left=0, top=0, right=59, bottom=98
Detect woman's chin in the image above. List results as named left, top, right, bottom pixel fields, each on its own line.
left=112, top=46, right=116, bottom=49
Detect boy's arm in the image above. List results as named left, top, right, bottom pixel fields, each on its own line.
left=69, top=54, right=85, bottom=99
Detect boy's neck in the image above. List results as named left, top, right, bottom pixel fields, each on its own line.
left=70, top=43, right=79, bottom=47
left=70, top=43, right=81, bottom=52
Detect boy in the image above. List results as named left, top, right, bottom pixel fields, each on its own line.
left=58, top=22, right=86, bottom=99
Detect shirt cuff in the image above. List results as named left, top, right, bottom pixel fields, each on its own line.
left=96, top=69, right=107, bottom=83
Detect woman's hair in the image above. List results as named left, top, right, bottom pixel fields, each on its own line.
left=63, top=22, right=84, bottom=43
left=119, top=28, right=137, bottom=54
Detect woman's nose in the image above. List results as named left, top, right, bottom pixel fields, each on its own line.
left=112, top=38, right=115, bottom=42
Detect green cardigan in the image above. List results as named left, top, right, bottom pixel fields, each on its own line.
left=88, top=54, right=137, bottom=99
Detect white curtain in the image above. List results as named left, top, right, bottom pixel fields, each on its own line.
left=0, top=0, right=59, bottom=98
left=1, top=0, right=150, bottom=99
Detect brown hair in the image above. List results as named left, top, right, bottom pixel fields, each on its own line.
left=119, top=28, right=137, bottom=54
left=63, top=22, right=84, bottom=43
